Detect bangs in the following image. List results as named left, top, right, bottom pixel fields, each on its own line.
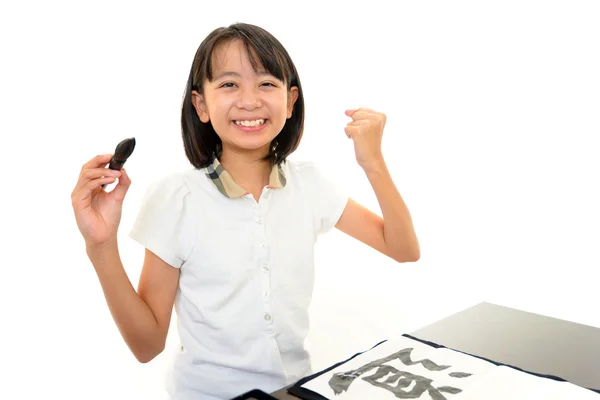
left=196, top=34, right=291, bottom=89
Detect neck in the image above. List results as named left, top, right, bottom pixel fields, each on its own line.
left=219, top=146, right=272, bottom=188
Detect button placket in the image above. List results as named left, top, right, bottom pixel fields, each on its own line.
left=256, top=203, right=273, bottom=328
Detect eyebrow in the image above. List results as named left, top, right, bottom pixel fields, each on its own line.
left=213, top=70, right=271, bottom=80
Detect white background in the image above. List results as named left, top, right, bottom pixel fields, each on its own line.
left=1, top=1, right=599, bottom=399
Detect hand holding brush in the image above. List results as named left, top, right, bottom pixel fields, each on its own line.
left=71, top=138, right=136, bottom=246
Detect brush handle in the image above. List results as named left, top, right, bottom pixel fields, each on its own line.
left=101, top=158, right=126, bottom=189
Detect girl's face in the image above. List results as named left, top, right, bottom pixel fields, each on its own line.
left=192, top=39, right=298, bottom=159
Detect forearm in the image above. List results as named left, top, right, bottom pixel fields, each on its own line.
left=86, top=240, right=164, bottom=362
left=363, top=160, right=420, bottom=261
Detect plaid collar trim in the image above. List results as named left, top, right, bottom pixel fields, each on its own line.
left=203, top=156, right=287, bottom=198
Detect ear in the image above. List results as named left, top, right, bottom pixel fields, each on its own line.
left=191, top=90, right=210, bottom=123
left=286, top=86, right=299, bottom=119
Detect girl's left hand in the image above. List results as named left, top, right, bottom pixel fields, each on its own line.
left=344, top=108, right=386, bottom=171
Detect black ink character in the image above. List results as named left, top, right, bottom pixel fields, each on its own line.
left=328, top=348, right=471, bottom=399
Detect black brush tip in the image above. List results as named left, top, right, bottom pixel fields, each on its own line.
left=114, top=137, right=136, bottom=161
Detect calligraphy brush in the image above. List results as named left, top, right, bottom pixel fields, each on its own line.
left=102, top=137, right=136, bottom=189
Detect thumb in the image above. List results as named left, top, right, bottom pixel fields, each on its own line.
left=111, top=168, right=131, bottom=202
left=345, top=109, right=357, bottom=117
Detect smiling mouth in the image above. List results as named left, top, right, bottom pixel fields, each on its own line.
left=233, top=119, right=266, bottom=127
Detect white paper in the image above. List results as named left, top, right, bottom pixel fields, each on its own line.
left=301, top=336, right=599, bottom=399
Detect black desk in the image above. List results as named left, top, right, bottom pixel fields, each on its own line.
left=410, top=301, right=600, bottom=391
left=270, top=301, right=600, bottom=399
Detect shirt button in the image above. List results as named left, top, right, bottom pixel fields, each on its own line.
left=262, top=265, right=270, bottom=272
left=264, top=313, right=272, bottom=321
left=256, top=218, right=263, bottom=224
left=264, top=291, right=269, bottom=297
left=260, top=243, right=266, bottom=248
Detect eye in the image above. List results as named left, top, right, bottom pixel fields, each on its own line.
left=220, top=82, right=236, bottom=88
left=261, top=82, right=277, bottom=87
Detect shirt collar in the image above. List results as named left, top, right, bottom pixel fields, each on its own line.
left=203, top=156, right=287, bottom=198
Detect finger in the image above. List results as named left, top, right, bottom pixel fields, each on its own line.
left=345, top=109, right=368, bottom=119
left=84, top=168, right=122, bottom=180
left=81, top=154, right=115, bottom=171
left=344, top=125, right=361, bottom=138
left=74, top=154, right=114, bottom=192
left=348, top=112, right=387, bottom=129
left=345, top=110, right=375, bottom=122
left=72, top=176, right=118, bottom=205
left=346, top=120, right=370, bottom=127
left=110, top=168, right=132, bottom=202
left=346, top=108, right=385, bottom=122
left=74, top=167, right=121, bottom=194
left=345, top=106, right=378, bottom=115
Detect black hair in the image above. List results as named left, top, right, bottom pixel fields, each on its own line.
left=181, top=22, right=305, bottom=168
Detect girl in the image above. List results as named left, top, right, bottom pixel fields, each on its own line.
left=71, top=23, right=419, bottom=400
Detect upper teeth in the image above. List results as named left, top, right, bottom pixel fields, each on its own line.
left=235, top=119, right=265, bottom=127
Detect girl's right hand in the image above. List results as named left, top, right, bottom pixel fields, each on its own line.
left=71, top=154, right=132, bottom=247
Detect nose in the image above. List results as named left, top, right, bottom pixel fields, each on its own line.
left=236, top=86, right=261, bottom=110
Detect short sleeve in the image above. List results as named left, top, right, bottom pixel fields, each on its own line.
left=303, top=163, right=350, bottom=235
left=128, top=175, right=195, bottom=268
